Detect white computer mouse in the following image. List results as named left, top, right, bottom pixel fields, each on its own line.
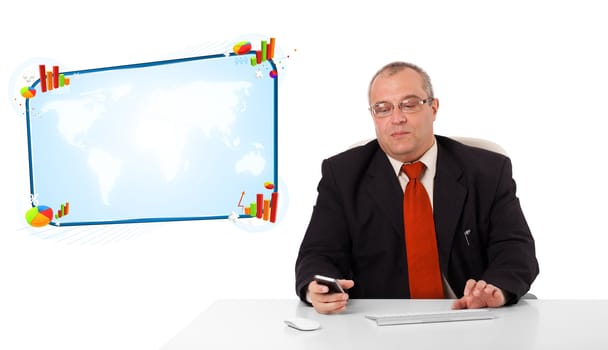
left=284, top=317, right=321, bottom=331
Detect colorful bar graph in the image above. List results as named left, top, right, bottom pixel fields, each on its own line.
left=54, top=201, right=70, bottom=219
left=39, top=65, right=47, bottom=93
left=239, top=189, right=279, bottom=223
left=53, top=66, right=59, bottom=89
left=38, top=64, right=70, bottom=92
left=248, top=38, right=276, bottom=67
left=270, top=192, right=279, bottom=223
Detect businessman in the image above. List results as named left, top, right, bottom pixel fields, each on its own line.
left=295, top=61, right=539, bottom=314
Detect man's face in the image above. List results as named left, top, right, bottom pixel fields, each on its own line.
left=369, top=68, right=438, bottom=163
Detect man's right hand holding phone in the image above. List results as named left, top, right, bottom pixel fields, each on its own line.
left=307, top=276, right=355, bottom=314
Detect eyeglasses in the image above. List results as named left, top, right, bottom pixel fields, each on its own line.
left=369, top=96, right=434, bottom=118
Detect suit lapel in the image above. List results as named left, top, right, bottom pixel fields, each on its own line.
left=365, top=149, right=404, bottom=241
left=433, top=141, right=467, bottom=274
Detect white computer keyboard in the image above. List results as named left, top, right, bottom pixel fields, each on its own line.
left=365, top=309, right=496, bottom=326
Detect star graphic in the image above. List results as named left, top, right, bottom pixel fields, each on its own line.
left=255, top=70, right=263, bottom=79
left=228, top=211, right=239, bottom=223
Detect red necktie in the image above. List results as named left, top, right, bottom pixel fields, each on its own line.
left=402, top=162, right=444, bottom=298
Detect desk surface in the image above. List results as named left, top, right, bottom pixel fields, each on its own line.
left=161, top=299, right=608, bottom=350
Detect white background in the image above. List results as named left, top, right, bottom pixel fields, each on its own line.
left=1, top=1, right=607, bottom=349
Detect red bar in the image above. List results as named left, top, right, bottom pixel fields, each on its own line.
left=256, top=50, right=262, bottom=64
left=256, top=194, right=263, bottom=218
left=270, top=192, right=279, bottom=223
left=268, top=38, right=275, bottom=60
left=53, top=66, right=59, bottom=89
left=39, top=65, right=47, bottom=92
left=64, top=202, right=69, bottom=216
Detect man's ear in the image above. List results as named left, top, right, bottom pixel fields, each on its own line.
left=431, top=98, right=439, bottom=120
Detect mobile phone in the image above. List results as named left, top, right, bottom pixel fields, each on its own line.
left=314, top=274, right=345, bottom=294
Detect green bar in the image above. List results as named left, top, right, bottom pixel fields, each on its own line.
left=261, top=40, right=267, bottom=62
left=59, top=74, right=65, bottom=87
left=250, top=203, right=257, bottom=217
left=250, top=56, right=257, bottom=66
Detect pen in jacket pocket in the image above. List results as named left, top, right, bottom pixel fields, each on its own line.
left=464, top=229, right=471, bottom=246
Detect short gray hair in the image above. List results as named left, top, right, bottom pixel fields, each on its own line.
left=368, top=62, right=434, bottom=103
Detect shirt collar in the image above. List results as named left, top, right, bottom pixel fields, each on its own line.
left=386, top=137, right=438, bottom=178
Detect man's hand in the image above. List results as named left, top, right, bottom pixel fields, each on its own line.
left=452, top=279, right=506, bottom=309
left=308, top=279, right=355, bottom=314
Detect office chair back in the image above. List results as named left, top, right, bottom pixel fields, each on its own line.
left=350, top=136, right=507, bottom=156
left=449, top=136, right=508, bottom=156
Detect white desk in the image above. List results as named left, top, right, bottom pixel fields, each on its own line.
left=161, top=299, right=608, bottom=350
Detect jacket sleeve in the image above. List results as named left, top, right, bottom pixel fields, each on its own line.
left=294, top=158, right=353, bottom=303
left=481, top=157, right=539, bottom=303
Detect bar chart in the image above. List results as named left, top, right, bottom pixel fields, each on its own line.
left=249, top=37, right=276, bottom=66
left=54, top=201, right=70, bottom=220
left=38, top=64, right=70, bottom=93
left=243, top=191, right=279, bottom=223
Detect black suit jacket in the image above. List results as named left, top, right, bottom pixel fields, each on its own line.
left=295, top=135, right=539, bottom=303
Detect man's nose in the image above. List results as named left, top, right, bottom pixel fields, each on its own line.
left=389, top=107, right=407, bottom=123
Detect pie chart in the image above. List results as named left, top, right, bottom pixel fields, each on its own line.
left=25, top=205, right=53, bottom=227
left=233, top=41, right=252, bottom=55
left=20, top=86, right=36, bottom=99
